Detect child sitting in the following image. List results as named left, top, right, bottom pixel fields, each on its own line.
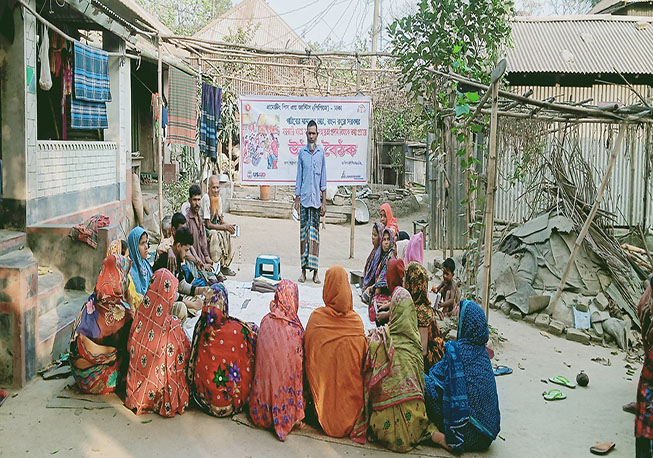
left=432, top=258, right=460, bottom=317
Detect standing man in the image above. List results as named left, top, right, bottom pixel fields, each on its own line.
left=202, top=174, right=236, bottom=276
left=294, top=120, right=327, bottom=284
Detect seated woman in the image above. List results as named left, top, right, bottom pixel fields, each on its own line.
left=68, top=254, right=133, bottom=394
left=249, top=280, right=305, bottom=441
left=404, top=232, right=425, bottom=265
left=404, top=262, right=444, bottom=373
left=125, top=269, right=190, bottom=417
left=395, top=231, right=410, bottom=260
left=379, top=203, right=399, bottom=236
left=361, top=222, right=384, bottom=305
left=425, top=300, right=500, bottom=452
left=127, top=226, right=153, bottom=309
left=186, top=283, right=258, bottom=417
left=350, top=286, right=435, bottom=453
left=305, top=265, right=367, bottom=438
left=365, top=228, right=395, bottom=324
left=374, top=258, right=405, bottom=326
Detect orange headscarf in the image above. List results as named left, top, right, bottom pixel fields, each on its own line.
left=304, top=265, right=368, bottom=437
left=380, top=203, right=398, bottom=235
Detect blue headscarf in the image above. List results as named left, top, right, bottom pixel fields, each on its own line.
left=424, top=300, right=500, bottom=452
left=127, top=226, right=152, bottom=295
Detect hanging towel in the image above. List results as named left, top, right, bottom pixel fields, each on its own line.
left=39, top=24, right=52, bottom=91
left=168, top=67, right=197, bottom=147
left=73, top=41, right=111, bottom=102
left=71, top=99, right=109, bottom=130
left=199, top=82, right=222, bottom=160
left=72, top=41, right=110, bottom=129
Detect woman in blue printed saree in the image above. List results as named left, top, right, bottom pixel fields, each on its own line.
left=424, top=300, right=500, bottom=452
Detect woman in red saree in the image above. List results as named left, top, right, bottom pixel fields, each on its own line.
left=125, top=269, right=190, bottom=417
left=249, top=280, right=305, bottom=440
left=69, top=254, right=132, bottom=394
left=187, top=282, right=258, bottom=417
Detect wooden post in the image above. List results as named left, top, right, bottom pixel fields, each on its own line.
left=447, top=114, right=455, bottom=258
left=157, top=35, right=164, bottom=236
left=350, top=186, right=357, bottom=259
left=549, top=124, right=626, bottom=315
left=464, top=131, right=472, bottom=288
left=228, top=133, right=234, bottom=199
left=644, top=122, right=651, bottom=229
left=481, top=81, right=500, bottom=315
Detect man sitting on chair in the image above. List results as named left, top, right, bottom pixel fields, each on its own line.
left=202, top=174, right=236, bottom=276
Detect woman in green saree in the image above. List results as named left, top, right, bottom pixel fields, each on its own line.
left=350, top=285, right=436, bottom=452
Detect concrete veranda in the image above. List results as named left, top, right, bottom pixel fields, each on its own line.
left=0, top=211, right=638, bottom=457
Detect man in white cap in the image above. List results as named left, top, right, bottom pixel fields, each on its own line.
left=202, top=173, right=236, bottom=276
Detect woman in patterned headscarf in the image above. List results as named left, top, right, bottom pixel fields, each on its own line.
left=404, top=262, right=445, bottom=372
left=186, top=283, right=258, bottom=417
left=69, top=254, right=133, bottom=394
left=249, top=280, right=305, bottom=441
left=125, top=269, right=190, bottom=417
left=350, top=286, right=436, bottom=452
left=425, top=300, right=500, bottom=452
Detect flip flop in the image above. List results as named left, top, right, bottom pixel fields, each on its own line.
left=590, top=442, right=615, bottom=455
left=549, top=375, right=576, bottom=389
left=542, top=389, right=566, bottom=401
left=493, top=365, right=513, bottom=376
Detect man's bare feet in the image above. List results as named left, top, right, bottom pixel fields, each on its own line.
left=298, top=269, right=306, bottom=283
left=312, top=271, right=321, bottom=284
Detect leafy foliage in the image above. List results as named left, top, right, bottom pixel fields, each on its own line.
left=135, top=0, right=232, bottom=36
left=163, top=174, right=193, bottom=215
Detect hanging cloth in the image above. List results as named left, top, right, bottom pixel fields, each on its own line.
left=39, top=24, right=52, bottom=91
left=167, top=67, right=197, bottom=147
left=199, top=82, right=222, bottom=160
left=71, top=41, right=110, bottom=129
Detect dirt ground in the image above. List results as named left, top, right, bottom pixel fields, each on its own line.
left=0, top=209, right=639, bottom=457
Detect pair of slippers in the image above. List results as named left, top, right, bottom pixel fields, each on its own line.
left=542, top=376, right=576, bottom=401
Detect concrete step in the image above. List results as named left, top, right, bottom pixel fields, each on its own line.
left=37, top=289, right=87, bottom=370
left=0, top=230, right=27, bottom=258
left=37, top=270, right=65, bottom=316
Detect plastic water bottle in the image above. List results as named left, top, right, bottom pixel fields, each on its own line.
left=355, top=283, right=363, bottom=297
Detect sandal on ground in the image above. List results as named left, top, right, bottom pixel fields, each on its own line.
left=493, top=365, right=513, bottom=376
left=549, top=375, right=576, bottom=389
left=590, top=442, right=615, bottom=455
left=623, top=402, right=637, bottom=414
left=542, top=389, right=566, bottom=401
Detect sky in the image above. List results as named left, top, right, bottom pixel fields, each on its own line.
left=263, top=0, right=544, bottom=52
left=264, top=0, right=417, bottom=51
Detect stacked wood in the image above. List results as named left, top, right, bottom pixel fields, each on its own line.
left=622, top=243, right=653, bottom=272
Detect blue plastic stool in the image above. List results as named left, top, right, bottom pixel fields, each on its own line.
left=255, top=254, right=281, bottom=281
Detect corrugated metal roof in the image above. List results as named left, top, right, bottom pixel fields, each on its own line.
left=194, top=0, right=308, bottom=52
left=507, top=15, right=653, bottom=74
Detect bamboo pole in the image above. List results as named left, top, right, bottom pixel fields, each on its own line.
left=548, top=124, right=626, bottom=316
left=427, top=68, right=625, bottom=121
left=447, top=98, right=455, bottom=258
left=464, top=132, right=472, bottom=288
left=157, top=35, right=164, bottom=237
left=161, top=34, right=395, bottom=58
left=481, top=80, right=500, bottom=316
left=198, top=56, right=400, bottom=73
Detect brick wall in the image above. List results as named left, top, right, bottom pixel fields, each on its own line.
left=34, top=141, right=118, bottom=198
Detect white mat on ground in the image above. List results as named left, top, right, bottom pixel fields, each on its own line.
left=183, top=280, right=374, bottom=340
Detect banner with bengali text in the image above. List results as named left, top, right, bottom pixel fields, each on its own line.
left=238, top=95, right=370, bottom=185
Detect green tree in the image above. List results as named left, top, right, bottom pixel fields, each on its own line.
left=136, top=0, right=232, bottom=36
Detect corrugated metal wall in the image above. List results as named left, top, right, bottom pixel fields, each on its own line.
left=496, top=84, right=652, bottom=227
left=430, top=83, right=652, bottom=250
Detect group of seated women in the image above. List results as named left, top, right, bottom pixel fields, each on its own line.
left=67, top=203, right=499, bottom=453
